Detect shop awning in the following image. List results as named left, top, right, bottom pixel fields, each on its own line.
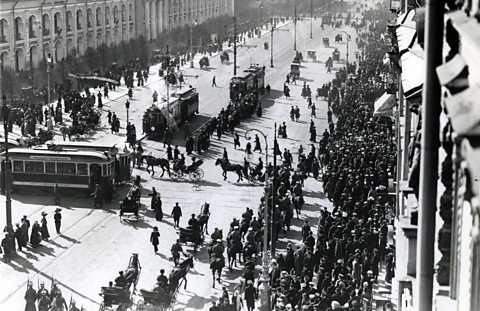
left=444, top=85, right=480, bottom=136
left=397, top=25, right=417, bottom=52
left=401, top=44, right=424, bottom=100
left=374, top=93, right=396, bottom=117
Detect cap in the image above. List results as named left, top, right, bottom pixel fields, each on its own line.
left=247, top=280, right=253, bottom=284
left=248, top=227, right=253, bottom=231
left=41, top=212, right=48, bottom=216
left=55, top=208, right=62, bottom=212
left=234, top=226, right=239, bottom=230
left=216, top=239, right=222, bottom=243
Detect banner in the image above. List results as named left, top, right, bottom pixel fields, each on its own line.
left=68, top=73, right=120, bottom=85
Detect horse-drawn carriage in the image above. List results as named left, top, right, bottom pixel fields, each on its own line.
left=323, top=38, right=330, bottom=48
left=220, top=51, right=230, bottom=64
left=170, top=160, right=204, bottom=181
left=332, top=48, right=340, bottom=62
left=99, top=254, right=141, bottom=311
left=119, top=184, right=141, bottom=221
left=199, top=56, right=210, bottom=69
left=177, top=227, right=204, bottom=253
left=307, top=50, right=317, bottom=62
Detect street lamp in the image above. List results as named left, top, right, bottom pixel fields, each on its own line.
left=46, top=54, right=53, bottom=105
left=271, top=122, right=278, bottom=256
left=125, top=99, right=130, bottom=125
left=190, top=19, right=197, bottom=68
left=244, top=128, right=270, bottom=311
left=310, top=0, right=313, bottom=39
left=233, top=18, right=237, bottom=76
left=293, top=0, right=297, bottom=51
left=2, top=95, right=12, bottom=230
left=339, top=31, right=350, bottom=89
left=270, top=25, right=275, bottom=68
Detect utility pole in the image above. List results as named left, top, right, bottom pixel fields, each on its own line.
left=310, top=0, right=313, bottom=39
left=293, top=0, right=297, bottom=51
left=2, top=95, right=12, bottom=230
left=416, top=0, right=444, bottom=309
left=270, top=25, right=274, bottom=68
left=271, top=122, right=278, bottom=256
left=233, top=20, right=237, bottom=76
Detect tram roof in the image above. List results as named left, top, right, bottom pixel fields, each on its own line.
left=42, top=141, right=132, bottom=155
left=1, top=148, right=110, bottom=160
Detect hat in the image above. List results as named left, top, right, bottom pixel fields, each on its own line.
left=309, top=294, right=315, bottom=299
left=55, top=208, right=61, bottom=212
left=337, top=259, right=344, bottom=264
left=247, top=280, right=253, bottom=284
left=234, top=226, right=239, bottom=230
left=41, top=212, right=48, bottom=216
left=216, top=239, right=222, bottom=243
left=153, top=226, right=158, bottom=231
left=248, top=227, right=253, bottom=231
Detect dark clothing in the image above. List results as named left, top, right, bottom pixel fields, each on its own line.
left=150, top=231, right=160, bottom=252
left=54, top=212, right=62, bottom=234
left=24, top=287, right=37, bottom=311
left=172, top=205, right=182, bottom=227
left=40, top=217, right=50, bottom=240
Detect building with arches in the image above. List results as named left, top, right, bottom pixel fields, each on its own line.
left=0, top=0, right=137, bottom=71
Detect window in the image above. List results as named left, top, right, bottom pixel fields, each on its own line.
left=13, top=161, right=24, bottom=172
left=110, top=162, right=115, bottom=175
left=102, top=164, right=107, bottom=176
left=45, top=162, right=55, bottom=174
left=57, top=162, right=76, bottom=175
left=77, top=163, right=88, bottom=175
left=25, top=161, right=44, bottom=173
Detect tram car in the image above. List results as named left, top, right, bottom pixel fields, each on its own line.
left=0, top=146, right=115, bottom=192
left=143, top=87, right=199, bottom=141
left=229, top=65, right=265, bottom=100
left=42, top=141, right=132, bottom=182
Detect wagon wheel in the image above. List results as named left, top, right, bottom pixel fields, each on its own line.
left=189, top=168, right=204, bottom=181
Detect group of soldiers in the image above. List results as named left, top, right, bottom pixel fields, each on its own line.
left=24, top=280, right=81, bottom=311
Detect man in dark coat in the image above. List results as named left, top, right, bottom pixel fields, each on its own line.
left=244, top=280, right=256, bottom=311
left=24, top=281, right=37, bottom=311
left=171, top=202, right=182, bottom=228
left=54, top=209, right=62, bottom=234
left=154, top=194, right=163, bottom=221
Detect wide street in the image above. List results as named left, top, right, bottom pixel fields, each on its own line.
left=0, top=10, right=362, bottom=310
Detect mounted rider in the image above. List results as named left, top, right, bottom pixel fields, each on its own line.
left=211, top=228, right=223, bottom=240
left=171, top=239, right=184, bottom=266
left=211, top=239, right=225, bottom=257
left=227, top=226, right=242, bottom=246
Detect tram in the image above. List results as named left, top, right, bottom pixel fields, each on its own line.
left=42, top=141, right=132, bottom=182
left=229, top=65, right=265, bottom=100
left=143, top=87, right=199, bottom=140
left=0, top=146, right=115, bottom=192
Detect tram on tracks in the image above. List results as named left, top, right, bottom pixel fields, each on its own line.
left=143, top=87, right=199, bottom=141
left=229, top=65, right=265, bottom=100
left=0, top=146, right=115, bottom=192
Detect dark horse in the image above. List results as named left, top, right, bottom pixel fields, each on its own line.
left=215, top=158, right=244, bottom=182
left=141, top=155, right=171, bottom=177
left=227, top=241, right=243, bottom=271
left=210, top=253, right=225, bottom=288
left=169, top=256, right=194, bottom=291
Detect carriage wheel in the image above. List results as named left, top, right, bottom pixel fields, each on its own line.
left=189, top=168, right=204, bottom=181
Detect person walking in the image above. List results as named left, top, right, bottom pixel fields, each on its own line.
left=53, top=184, right=60, bottom=205
left=14, top=224, right=23, bottom=252
left=244, top=280, right=256, bottom=311
left=223, top=148, right=229, bottom=163
left=149, top=187, right=158, bottom=211
left=54, top=209, right=62, bottom=235
left=233, top=132, right=241, bottom=150
left=212, top=76, right=217, bottom=87
left=1, top=233, right=13, bottom=263
left=154, top=194, right=163, bottom=221
left=171, top=202, right=182, bottom=228
left=40, top=212, right=50, bottom=241
left=150, top=227, right=160, bottom=253
left=253, top=134, right=262, bottom=153
left=30, top=221, right=42, bottom=248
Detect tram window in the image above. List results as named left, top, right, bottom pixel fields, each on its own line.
left=110, top=162, right=115, bottom=174
left=13, top=161, right=24, bottom=172
left=25, top=161, right=44, bottom=173
left=45, top=162, right=55, bottom=174
left=57, top=163, right=76, bottom=175
left=77, top=163, right=88, bottom=176
left=102, top=164, right=107, bottom=176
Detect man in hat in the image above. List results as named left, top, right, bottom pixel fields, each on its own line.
left=21, top=215, right=31, bottom=244
left=40, top=212, right=50, bottom=241
left=114, top=271, right=128, bottom=288
left=244, top=280, right=256, bottom=311
left=24, top=281, right=37, bottom=311
left=171, top=239, right=184, bottom=266
left=37, top=284, right=50, bottom=311
left=54, top=209, right=62, bottom=235
left=211, top=228, right=223, bottom=241
left=156, top=269, right=169, bottom=289
left=150, top=227, right=160, bottom=253
left=171, top=203, right=182, bottom=228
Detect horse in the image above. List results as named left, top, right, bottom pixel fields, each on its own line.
left=292, top=194, right=304, bottom=217
left=141, top=155, right=171, bottom=177
left=124, top=253, right=141, bottom=291
left=215, top=158, right=244, bottom=182
left=169, top=256, right=194, bottom=291
left=227, top=241, right=243, bottom=271
left=209, top=254, right=225, bottom=288
left=196, top=213, right=210, bottom=235
left=243, top=241, right=257, bottom=262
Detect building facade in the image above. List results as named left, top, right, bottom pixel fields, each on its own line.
left=141, top=0, right=233, bottom=42
left=0, top=0, right=137, bottom=71
left=0, top=0, right=234, bottom=72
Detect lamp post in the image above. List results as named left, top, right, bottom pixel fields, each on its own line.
left=310, top=0, right=313, bottom=39
left=293, top=0, right=297, bottom=50
left=46, top=54, right=53, bottom=105
left=270, top=24, right=275, bottom=68
left=2, top=95, right=12, bottom=230
left=233, top=19, right=237, bottom=76
left=271, top=122, right=278, bottom=255
left=339, top=31, right=349, bottom=93
left=190, top=19, right=197, bottom=68
left=125, top=99, right=130, bottom=125
left=244, top=128, right=270, bottom=311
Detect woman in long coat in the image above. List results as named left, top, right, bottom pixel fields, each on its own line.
left=154, top=195, right=163, bottom=221
left=30, top=221, right=42, bottom=248
left=150, top=227, right=160, bottom=253
left=40, top=213, right=50, bottom=241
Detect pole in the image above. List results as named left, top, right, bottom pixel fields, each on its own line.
left=233, top=21, right=237, bottom=76
left=271, top=123, right=277, bottom=256
left=310, top=0, right=313, bottom=39
left=47, top=61, right=51, bottom=105
left=293, top=0, right=297, bottom=51
left=2, top=95, right=12, bottom=229
left=189, top=22, right=194, bottom=68
left=416, top=0, right=443, bottom=308
left=270, top=26, right=274, bottom=68
left=126, top=108, right=129, bottom=125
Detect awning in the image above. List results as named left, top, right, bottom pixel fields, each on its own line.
left=374, top=93, right=396, bottom=117
left=444, top=85, right=480, bottom=136
left=401, top=44, right=424, bottom=100
left=397, top=25, right=417, bottom=52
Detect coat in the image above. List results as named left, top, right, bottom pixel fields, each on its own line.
left=40, top=217, right=50, bottom=240
left=244, top=285, right=256, bottom=306
left=171, top=205, right=182, bottom=219
left=155, top=199, right=163, bottom=221
left=150, top=231, right=160, bottom=246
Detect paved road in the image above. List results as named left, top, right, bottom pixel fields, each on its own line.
left=0, top=10, right=363, bottom=310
